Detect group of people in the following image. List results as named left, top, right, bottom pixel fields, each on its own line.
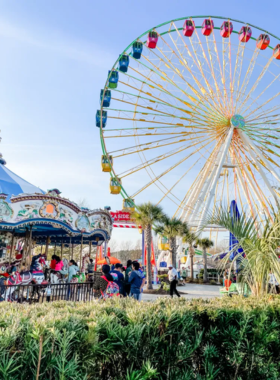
left=49, top=255, right=79, bottom=282
left=93, top=260, right=146, bottom=301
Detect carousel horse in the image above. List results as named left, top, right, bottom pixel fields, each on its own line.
left=0, top=254, right=48, bottom=301
left=70, top=271, right=86, bottom=284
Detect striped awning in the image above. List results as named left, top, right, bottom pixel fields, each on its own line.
left=0, top=163, right=44, bottom=200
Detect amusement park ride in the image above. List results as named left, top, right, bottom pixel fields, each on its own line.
left=97, top=15, right=280, bottom=256
left=0, top=147, right=114, bottom=299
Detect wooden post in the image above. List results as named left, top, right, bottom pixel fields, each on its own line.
left=79, top=234, right=83, bottom=270
left=9, top=231, right=15, bottom=265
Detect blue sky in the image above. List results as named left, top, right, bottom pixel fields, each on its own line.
left=0, top=0, right=279, bottom=246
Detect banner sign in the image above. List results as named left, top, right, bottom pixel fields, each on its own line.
left=110, top=211, right=131, bottom=222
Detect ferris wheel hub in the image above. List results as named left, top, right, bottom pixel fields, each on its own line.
left=230, top=114, right=245, bottom=129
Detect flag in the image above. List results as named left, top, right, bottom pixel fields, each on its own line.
left=144, top=239, right=156, bottom=266
left=229, top=200, right=244, bottom=262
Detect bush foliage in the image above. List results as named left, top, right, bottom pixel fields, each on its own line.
left=1, top=297, right=280, bottom=379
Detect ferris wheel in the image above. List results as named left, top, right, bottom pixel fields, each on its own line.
left=97, top=15, right=280, bottom=233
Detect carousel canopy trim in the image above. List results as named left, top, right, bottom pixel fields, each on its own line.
left=0, top=190, right=113, bottom=245
left=0, top=164, right=44, bottom=200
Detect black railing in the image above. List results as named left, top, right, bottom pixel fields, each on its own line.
left=1, top=282, right=100, bottom=303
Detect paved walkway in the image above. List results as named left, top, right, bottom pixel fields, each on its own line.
left=142, top=284, right=220, bottom=301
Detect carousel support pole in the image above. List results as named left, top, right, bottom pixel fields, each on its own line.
left=71, top=241, right=74, bottom=260
left=69, top=237, right=72, bottom=260
left=9, top=230, right=15, bottom=265
left=54, top=241, right=57, bottom=255
left=89, top=241, right=92, bottom=258
left=20, top=228, right=29, bottom=271
left=94, top=238, right=99, bottom=271
left=27, top=226, right=33, bottom=269
left=61, top=243, right=64, bottom=259
left=40, top=245, right=43, bottom=254
left=45, top=237, right=50, bottom=259
left=79, top=234, right=83, bottom=270
left=104, top=240, right=108, bottom=257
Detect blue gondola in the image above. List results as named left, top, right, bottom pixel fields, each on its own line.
left=108, top=70, right=119, bottom=89
left=132, top=41, right=143, bottom=59
left=100, top=89, right=111, bottom=107
left=96, top=110, right=107, bottom=128
left=118, top=54, right=129, bottom=72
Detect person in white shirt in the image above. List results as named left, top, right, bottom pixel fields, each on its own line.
left=168, top=265, right=180, bottom=298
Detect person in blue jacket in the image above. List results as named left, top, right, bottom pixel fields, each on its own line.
left=128, top=262, right=143, bottom=301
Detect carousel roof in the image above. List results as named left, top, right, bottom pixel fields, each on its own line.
left=0, top=156, right=44, bottom=200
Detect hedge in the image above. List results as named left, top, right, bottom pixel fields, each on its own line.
left=1, top=296, right=280, bottom=379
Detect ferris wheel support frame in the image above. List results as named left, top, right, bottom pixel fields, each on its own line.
left=181, top=153, right=217, bottom=223
left=196, top=127, right=234, bottom=232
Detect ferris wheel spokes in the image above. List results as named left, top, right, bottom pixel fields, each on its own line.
left=239, top=129, right=280, bottom=185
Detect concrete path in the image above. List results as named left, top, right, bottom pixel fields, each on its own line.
left=142, top=284, right=220, bottom=301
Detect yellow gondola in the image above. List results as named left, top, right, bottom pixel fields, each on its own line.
left=122, top=198, right=135, bottom=212
left=101, top=155, right=113, bottom=172
left=110, top=177, right=122, bottom=194
left=158, top=236, right=170, bottom=251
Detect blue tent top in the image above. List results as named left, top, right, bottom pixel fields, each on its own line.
left=0, top=158, right=44, bottom=200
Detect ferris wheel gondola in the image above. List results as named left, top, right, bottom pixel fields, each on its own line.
left=97, top=15, right=280, bottom=242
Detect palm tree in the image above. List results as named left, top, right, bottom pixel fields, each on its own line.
left=196, top=237, right=214, bottom=283
left=181, top=224, right=197, bottom=281
left=207, top=206, right=280, bottom=296
left=132, top=203, right=165, bottom=289
left=154, top=217, right=184, bottom=268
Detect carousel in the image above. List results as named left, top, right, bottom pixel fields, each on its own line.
left=0, top=149, right=113, bottom=301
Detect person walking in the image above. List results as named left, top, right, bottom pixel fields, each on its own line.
left=128, top=262, right=143, bottom=301
left=111, top=263, right=125, bottom=295
left=168, top=264, right=180, bottom=298
left=124, top=259, right=133, bottom=297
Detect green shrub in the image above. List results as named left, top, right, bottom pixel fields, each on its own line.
left=1, top=297, right=280, bottom=379
left=210, top=280, right=217, bottom=285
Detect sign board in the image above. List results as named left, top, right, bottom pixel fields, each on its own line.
left=110, top=211, right=131, bottom=222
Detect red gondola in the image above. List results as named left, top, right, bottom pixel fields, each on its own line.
left=238, top=26, right=252, bottom=43
left=202, top=19, right=214, bottom=36
left=256, top=34, right=270, bottom=50
left=220, top=21, right=233, bottom=38
left=183, top=19, right=195, bottom=37
left=273, top=44, right=280, bottom=60
left=147, top=31, right=158, bottom=49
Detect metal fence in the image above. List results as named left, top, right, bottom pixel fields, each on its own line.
left=1, top=272, right=103, bottom=304
left=1, top=282, right=99, bottom=303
